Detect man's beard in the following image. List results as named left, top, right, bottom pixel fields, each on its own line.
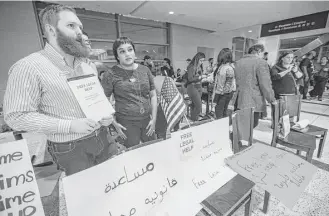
left=56, top=28, right=90, bottom=58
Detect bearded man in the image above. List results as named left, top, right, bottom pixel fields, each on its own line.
left=3, top=4, right=117, bottom=176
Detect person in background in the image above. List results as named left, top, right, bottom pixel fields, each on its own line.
left=299, top=51, right=316, bottom=99
left=270, top=51, right=298, bottom=99
left=309, top=56, right=329, bottom=101
left=3, top=4, right=116, bottom=176
left=101, top=36, right=157, bottom=148
left=82, top=31, right=92, bottom=50
left=235, top=44, right=276, bottom=128
left=263, top=52, right=269, bottom=61
left=141, top=55, right=156, bottom=76
left=184, top=58, right=192, bottom=72
left=212, top=48, right=236, bottom=119
left=175, top=68, right=187, bottom=96
left=186, top=52, right=206, bottom=121
left=260, top=51, right=271, bottom=120
left=206, top=57, right=215, bottom=74
left=161, top=58, right=175, bottom=78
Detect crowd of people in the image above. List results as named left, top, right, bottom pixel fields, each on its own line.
left=2, top=4, right=329, bottom=176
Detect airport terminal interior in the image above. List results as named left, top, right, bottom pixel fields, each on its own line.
left=1, top=1, right=329, bottom=216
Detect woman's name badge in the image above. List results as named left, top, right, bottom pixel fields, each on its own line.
left=130, top=78, right=136, bottom=83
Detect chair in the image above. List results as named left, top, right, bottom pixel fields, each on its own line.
left=280, top=94, right=328, bottom=158
left=201, top=174, right=255, bottom=216
left=181, top=119, right=255, bottom=216
left=271, top=99, right=316, bottom=162
left=231, top=108, right=254, bottom=153
left=263, top=100, right=316, bottom=213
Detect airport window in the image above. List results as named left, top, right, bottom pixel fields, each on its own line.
left=34, top=1, right=169, bottom=66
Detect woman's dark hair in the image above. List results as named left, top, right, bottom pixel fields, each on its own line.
left=112, top=36, right=136, bottom=63
left=187, top=52, right=205, bottom=73
left=164, top=58, right=171, bottom=66
left=214, top=48, right=233, bottom=75
left=277, top=50, right=294, bottom=66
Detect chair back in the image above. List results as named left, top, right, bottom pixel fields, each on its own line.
left=233, top=108, right=254, bottom=146
left=279, top=95, right=302, bottom=122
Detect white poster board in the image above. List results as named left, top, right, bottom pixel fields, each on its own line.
left=63, top=118, right=235, bottom=216
left=0, top=139, right=45, bottom=216
left=68, top=74, right=115, bottom=122
left=225, top=143, right=317, bottom=209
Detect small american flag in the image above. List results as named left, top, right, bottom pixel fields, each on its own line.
left=160, top=77, right=187, bottom=131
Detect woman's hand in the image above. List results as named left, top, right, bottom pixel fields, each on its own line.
left=113, top=121, right=127, bottom=140
left=146, top=118, right=156, bottom=136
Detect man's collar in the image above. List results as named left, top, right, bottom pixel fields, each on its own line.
left=44, top=43, right=65, bottom=63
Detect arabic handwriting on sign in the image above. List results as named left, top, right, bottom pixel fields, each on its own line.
left=159, top=185, right=168, bottom=203
left=289, top=162, right=304, bottom=174
left=167, top=177, right=177, bottom=188
left=274, top=173, right=305, bottom=189
left=202, top=140, right=215, bottom=149
left=109, top=208, right=136, bottom=216
left=145, top=178, right=177, bottom=205
left=104, top=162, right=155, bottom=193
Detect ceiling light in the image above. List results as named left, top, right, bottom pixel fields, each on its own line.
left=248, top=30, right=252, bottom=33
left=169, top=11, right=174, bottom=15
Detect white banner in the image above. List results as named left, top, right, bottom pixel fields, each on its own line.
left=0, top=139, right=45, bottom=216
left=63, top=118, right=236, bottom=216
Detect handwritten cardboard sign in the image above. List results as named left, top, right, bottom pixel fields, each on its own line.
left=63, top=118, right=235, bottom=216
left=225, top=143, right=317, bottom=209
left=0, top=139, right=45, bottom=216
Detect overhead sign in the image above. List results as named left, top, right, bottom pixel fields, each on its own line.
left=225, top=143, right=317, bottom=209
left=260, top=11, right=329, bottom=37
left=62, top=118, right=236, bottom=216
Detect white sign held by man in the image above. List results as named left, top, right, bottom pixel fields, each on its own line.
left=68, top=72, right=115, bottom=122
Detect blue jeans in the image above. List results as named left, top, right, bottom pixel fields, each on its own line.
left=48, top=127, right=117, bottom=176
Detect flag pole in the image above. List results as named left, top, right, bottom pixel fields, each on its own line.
left=183, top=114, right=191, bottom=128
